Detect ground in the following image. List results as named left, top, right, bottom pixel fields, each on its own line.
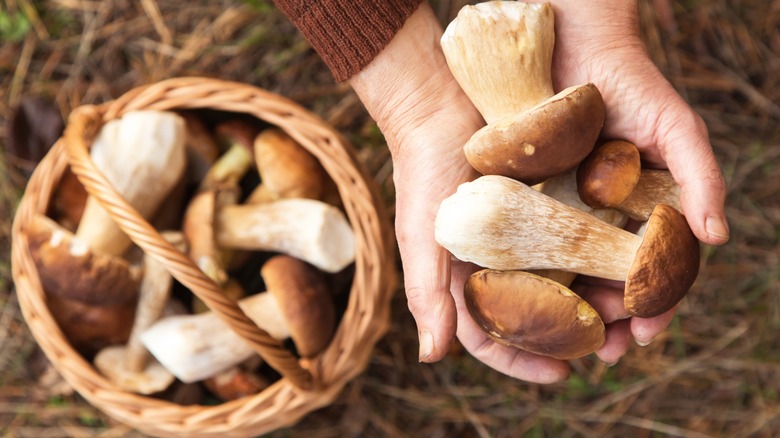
left=1, top=0, right=780, bottom=437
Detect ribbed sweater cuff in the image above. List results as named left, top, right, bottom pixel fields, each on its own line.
left=274, top=0, right=425, bottom=82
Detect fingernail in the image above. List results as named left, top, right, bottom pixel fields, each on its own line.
left=603, top=360, right=619, bottom=368
left=419, top=331, right=434, bottom=362
left=705, top=216, right=729, bottom=240
left=636, top=338, right=653, bottom=347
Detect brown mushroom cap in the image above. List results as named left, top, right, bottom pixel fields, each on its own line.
left=463, top=83, right=605, bottom=185
left=625, top=204, right=700, bottom=317
left=261, top=255, right=335, bottom=358
left=27, top=214, right=141, bottom=306
left=465, top=269, right=605, bottom=360
left=577, top=140, right=642, bottom=209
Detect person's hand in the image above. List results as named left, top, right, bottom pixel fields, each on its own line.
left=516, top=0, right=729, bottom=362
left=351, top=3, right=576, bottom=382
left=350, top=0, right=729, bottom=380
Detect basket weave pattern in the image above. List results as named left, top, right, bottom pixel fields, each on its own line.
left=11, top=77, right=396, bottom=437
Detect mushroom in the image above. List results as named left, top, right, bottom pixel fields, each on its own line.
left=441, top=1, right=605, bottom=184
left=248, top=127, right=339, bottom=205
left=215, top=199, right=355, bottom=273
left=465, top=269, right=605, bottom=360
left=140, top=255, right=335, bottom=383
left=75, top=110, right=187, bottom=256
left=459, top=170, right=627, bottom=360
left=179, top=112, right=221, bottom=185
left=92, top=231, right=185, bottom=394
left=577, top=140, right=682, bottom=221
left=435, top=175, right=700, bottom=317
left=26, top=214, right=142, bottom=306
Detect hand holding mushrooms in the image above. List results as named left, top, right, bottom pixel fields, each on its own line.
left=350, top=0, right=726, bottom=382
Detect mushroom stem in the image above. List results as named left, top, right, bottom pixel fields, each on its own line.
left=124, top=231, right=184, bottom=372
left=619, top=169, right=681, bottom=221
left=441, top=1, right=554, bottom=121
left=436, top=175, right=641, bottom=280
left=75, top=111, right=186, bottom=256
left=215, top=199, right=355, bottom=273
left=140, top=292, right=289, bottom=383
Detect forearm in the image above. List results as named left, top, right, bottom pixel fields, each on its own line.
left=349, top=3, right=482, bottom=157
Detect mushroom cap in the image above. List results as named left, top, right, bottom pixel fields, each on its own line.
left=47, top=293, right=135, bottom=356
left=465, top=269, right=605, bottom=360
left=94, top=345, right=175, bottom=394
left=464, top=83, right=605, bottom=185
left=27, top=214, right=141, bottom=306
left=577, top=140, right=642, bottom=209
left=253, top=128, right=331, bottom=201
left=625, top=204, right=700, bottom=317
left=261, top=255, right=335, bottom=358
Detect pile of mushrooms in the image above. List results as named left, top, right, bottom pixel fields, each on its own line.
left=29, top=109, right=354, bottom=401
left=434, top=1, right=698, bottom=361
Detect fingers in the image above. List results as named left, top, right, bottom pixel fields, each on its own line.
left=631, top=305, right=678, bottom=346
left=397, top=211, right=458, bottom=363
left=651, top=94, right=730, bottom=246
left=596, top=319, right=633, bottom=365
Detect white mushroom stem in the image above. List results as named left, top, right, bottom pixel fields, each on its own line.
left=215, top=199, right=355, bottom=273
left=140, top=292, right=290, bottom=383
left=93, top=231, right=185, bottom=394
left=531, top=169, right=628, bottom=286
left=441, top=1, right=555, bottom=122
left=75, top=110, right=186, bottom=256
left=620, top=169, right=682, bottom=221
left=435, top=175, right=642, bottom=281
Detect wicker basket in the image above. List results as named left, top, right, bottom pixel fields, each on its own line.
left=11, top=77, right=397, bottom=437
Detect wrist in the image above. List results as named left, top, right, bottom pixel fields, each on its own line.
left=349, top=3, right=482, bottom=156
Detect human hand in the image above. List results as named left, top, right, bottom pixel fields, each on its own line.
left=351, top=3, right=577, bottom=382
left=518, top=0, right=729, bottom=361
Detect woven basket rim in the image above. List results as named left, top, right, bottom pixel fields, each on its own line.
left=11, top=77, right=397, bottom=437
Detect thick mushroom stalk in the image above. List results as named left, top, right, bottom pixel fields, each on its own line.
left=75, top=110, right=186, bottom=256
left=435, top=175, right=699, bottom=317
left=93, top=232, right=184, bottom=394
left=141, top=255, right=334, bottom=383
left=577, top=140, right=682, bottom=221
left=441, top=1, right=604, bottom=184
left=215, top=199, right=355, bottom=273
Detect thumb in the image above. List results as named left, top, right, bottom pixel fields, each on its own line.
left=651, top=93, right=729, bottom=246
left=395, top=185, right=458, bottom=363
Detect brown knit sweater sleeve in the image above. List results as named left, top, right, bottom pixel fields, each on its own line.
left=272, top=0, right=425, bottom=82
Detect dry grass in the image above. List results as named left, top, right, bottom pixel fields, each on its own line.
left=1, top=0, right=779, bottom=436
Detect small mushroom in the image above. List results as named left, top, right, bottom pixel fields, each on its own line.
left=577, top=140, right=682, bottom=221
left=92, top=232, right=185, bottom=394
left=465, top=269, right=605, bottom=360
left=249, top=127, right=339, bottom=204
left=441, top=1, right=604, bottom=184
left=215, top=199, right=355, bottom=273
left=75, top=110, right=187, bottom=256
left=435, top=175, right=699, bottom=317
left=140, top=255, right=335, bottom=383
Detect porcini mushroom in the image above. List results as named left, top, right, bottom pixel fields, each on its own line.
left=248, top=127, right=339, bottom=205
left=435, top=175, right=699, bottom=317
left=93, top=232, right=185, bottom=394
left=577, top=140, right=682, bottom=221
left=465, top=269, right=605, bottom=360
left=75, top=110, right=186, bottom=256
left=140, top=255, right=335, bottom=383
left=26, top=214, right=141, bottom=306
left=215, top=199, right=355, bottom=273
left=441, top=1, right=605, bottom=184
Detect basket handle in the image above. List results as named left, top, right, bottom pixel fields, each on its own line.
left=62, top=105, right=314, bottom=390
